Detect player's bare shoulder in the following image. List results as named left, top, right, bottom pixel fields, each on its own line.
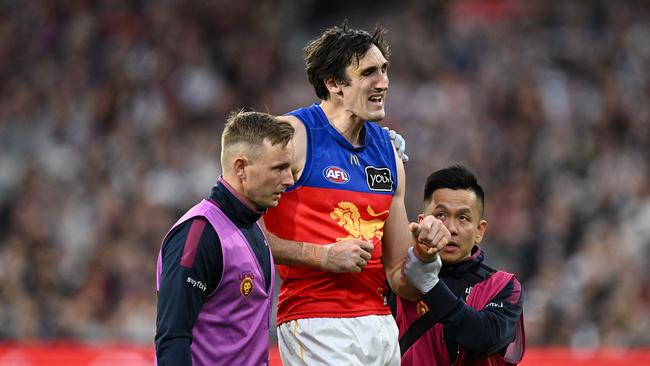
left=278, top=114, right=307, bottom=180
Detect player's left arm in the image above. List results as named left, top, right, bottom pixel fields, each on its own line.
left=383, top=138, right=450, bottom=300
left=382, top=151, right=432, bottom=301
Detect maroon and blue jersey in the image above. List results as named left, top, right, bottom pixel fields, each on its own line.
left=264, top=103, right=398, bottom=324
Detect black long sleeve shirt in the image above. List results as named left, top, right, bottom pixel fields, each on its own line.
left=154, top=180, right=271, bottom=366
left=420, top=246, right=523, bottom=363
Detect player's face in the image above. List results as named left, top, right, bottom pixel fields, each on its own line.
left=421, top=188, right=487, bottom=265
left=242, top=139, right=295, bottom=210
left=339, top=45, right=389, bottom=122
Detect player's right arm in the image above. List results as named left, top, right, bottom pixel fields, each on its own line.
left=264, top=115, right=374, bottom=273
left=155, top=217, right=221, bottom=366
left=263, top=225, right=374, bottom=273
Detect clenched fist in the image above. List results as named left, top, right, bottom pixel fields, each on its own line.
left=408, top=215, right=450, bottom=262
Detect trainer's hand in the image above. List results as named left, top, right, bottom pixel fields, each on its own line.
left=384, top=127, right=409, bottom=163
left=409, top=215, right=450, bottom=262
left=320, top=239, right=374, bottom=273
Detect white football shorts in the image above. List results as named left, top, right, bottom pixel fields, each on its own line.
left=277, top=314, right=400, bottom=366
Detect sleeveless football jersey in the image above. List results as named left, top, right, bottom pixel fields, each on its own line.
left=264, top=103, right=398, bottom=324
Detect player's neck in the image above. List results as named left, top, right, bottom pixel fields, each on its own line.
left=320, top=101, right=365, bottom=147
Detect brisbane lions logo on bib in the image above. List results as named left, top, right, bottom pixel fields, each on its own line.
left=365, top=166, right=393, bottom=191
left=416, top=300, right=430, bottom=316
left=239, top=272, right=255, bottom=297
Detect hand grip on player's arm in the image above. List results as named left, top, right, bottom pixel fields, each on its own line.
left=319, top=239, right=374, bottom=273
left=404, top=247, right=442, bottom=294
left=383, top=127, right=409, bottom=163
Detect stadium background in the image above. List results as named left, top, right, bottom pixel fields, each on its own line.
left=1, top=0, right=649, bottom=364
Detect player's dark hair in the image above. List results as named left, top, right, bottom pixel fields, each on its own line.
left=304, top=22, right=390, bottom=100
left=423, top=165, right=485, bottom=215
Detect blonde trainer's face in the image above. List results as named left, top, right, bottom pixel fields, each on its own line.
left=241, top=139, right=295, bottom=210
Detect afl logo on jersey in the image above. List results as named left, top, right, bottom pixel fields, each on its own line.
left=323, top=166, right=350, bottom=184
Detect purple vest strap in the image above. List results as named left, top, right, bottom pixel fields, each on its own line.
left=399, top=271, right=525, bottom=366
left=457, top=271, right=525, bottom=366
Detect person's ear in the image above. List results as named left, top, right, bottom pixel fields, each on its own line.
left=325, top=78, right=342, bottom=97
left=475, top=220, right=487, bottom=244
left=234, top=157, right=247, bottom=180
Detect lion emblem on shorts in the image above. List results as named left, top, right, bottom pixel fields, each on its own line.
left=329, top=202, right=388, bottom=242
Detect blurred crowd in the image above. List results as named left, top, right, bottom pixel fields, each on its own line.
left=0, top=0, right=649, bottom=349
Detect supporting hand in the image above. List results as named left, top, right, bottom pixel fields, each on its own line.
left=384, top=127, right=409, bottom=163
left=319, top=239, right=374, bottom=273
